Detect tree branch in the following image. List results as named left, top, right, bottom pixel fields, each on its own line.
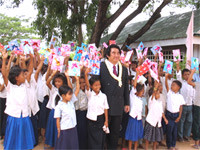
left=109, top=0, right=150, bottom=40
left=121, top=0, right=172, bottom=50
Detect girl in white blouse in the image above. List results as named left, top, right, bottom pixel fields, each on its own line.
left=2, top=51, right=35, bottom=150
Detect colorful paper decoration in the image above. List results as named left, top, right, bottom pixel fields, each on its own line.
left=136, top=59, right=151, bottom=76
left=4, top=45, right=11, bottom=51
left=163, top=60, right=173, bottom=74
left=149, top=69, right=159, bottom=82
left=109, top=40, right=116, bottom=45
left=0, top=43, right=4, bottom=51
left=51, top=55, right=64, bottom=72
left=150, top=62, right=158, bottom=75
left=81, top=43, right=87, bottom=50
left=50, top=35, right=59, bottom=47
left=191, top=57, right=199, bottom=71
left=137, top=42, right=144, bottom=51
left=172, top=49, right=181, bottom=62
left=8, top=39, right=19, bottom=50
left=158, top=51, right=164, bottom=63
left=143, top=47, right=148, bottom=57
left=89, top=60, right=101, bottom=75
left=126, top=45, right=132, bottom=51
left=31, top=39, right=40, bottom=50
left=67, top=41, right=76, bottom=51
left=134, top=75, right=147, bottom=84
left=103, top=42, right=108, bottom=48
left=73, top=47, right=84, bottom=61
left=150, top=44, right=162, bottom=55
left=136, top=49, right=143, bottom=59
left=120, top=50, right=125, bottom=64
left=61, top=44, right=71, bottom=56
left=20, top=39, right=34, bottom=54
left=125, top=50, right=133, bottom=62
left=68, top=61, right=80, bottom=76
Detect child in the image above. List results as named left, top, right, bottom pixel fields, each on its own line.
left=54, top=77, right=80, bottom=149
left=176, top=61, right=195, bottom=142
left=45, top=70, right=72, bottom=148
left=125, top=70, right=144, bottom=150
left=85, top=68, right=109, bottom=149
left=2, top=51, right=35, bottom=149
left=75, top=75, right=88, bottom=149
left=144, top=81, right=167, bottom=150
left=165, top=73, right=185, bottom=150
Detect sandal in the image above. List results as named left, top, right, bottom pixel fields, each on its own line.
left=192, top=145, right=199, bottom=149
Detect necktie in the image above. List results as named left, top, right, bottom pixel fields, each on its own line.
left=113, top=65, right=117, bottom=76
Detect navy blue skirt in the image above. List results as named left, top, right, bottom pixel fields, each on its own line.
left=38, top=96, right=50, bottom=129
left=125, top=116, right=143, bottom=142
left=4, top=115, right=35, bottom=150
left=76, top=110, right=88, bottom=149
left=55, top=127, right=79, bottom=149
left=45, top=109, right=57, bottom=147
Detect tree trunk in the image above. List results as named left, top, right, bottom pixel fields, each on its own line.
left=121, top=0, right=172, bottom=50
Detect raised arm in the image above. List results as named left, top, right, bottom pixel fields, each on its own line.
left=19, top=55, right=27, bottom=69
left=2, top=51, right=8, bottom=86
left=7, top=53, right=15, bottom=73
left=45, top=64, right=52, bottom=81
left=187, top=69, right=196, bottom=87
left=46, top=70, right=57, bottom=90
left=74, top=76, right=80, bottom=97
left=153, top=53, right=158, bottom=62
left=34, top=56, right=45, bottom=82
left=64, top=69, right=72, bottom=89
left=133, top=70, right=139, bottom=89
left=165, top=73, right=170, bottom=92
left=84, top=68, right=91, bottom=91
left=26, top=54, right=34, bottom=83
left=176, top=61, right=180, bottom=73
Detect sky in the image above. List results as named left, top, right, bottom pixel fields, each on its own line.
left=0, top=0, right=194, bottom=34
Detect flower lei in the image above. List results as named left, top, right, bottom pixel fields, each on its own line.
left=105, top=59, right=122, bottom=87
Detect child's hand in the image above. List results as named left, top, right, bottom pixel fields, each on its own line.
left=57, top=129, right=60, bottom=138
left=65, top=69, right=69, bottom=77
left=85, top=67, right=91, bottom=74
left=165, top=119, right=168, bottom=125
left=165, top=73, right=169, bottom=78
left=40, top=55, right=45, bottom=61
left=104, top=121, right=108, bottom=128
left=175, top=117, right=180, bottom=123
left=74, top=76, right=79, bottom=81
left=2, top=51, right=8, bottom=59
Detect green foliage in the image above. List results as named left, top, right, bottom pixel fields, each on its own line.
left=0, top=13, right=36, bottom=45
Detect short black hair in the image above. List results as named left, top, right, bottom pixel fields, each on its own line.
left=136, top=83, right=144, bottom=93
left=52, top=73, right=68, bottom=87
left=148, top=87, right=154, bottom=97
left=8, top=65, right=22, bottom=85
left=105, top=44, right=121, bottom=59
left=173, top=80, right=182, bottom=89
left=182, top=68, right=190, bottom=75
left=89, top=75, right=100, bottom=86
left=59, top=85, right=73, bottom=96
left=131, top=61, right=138, bottom=65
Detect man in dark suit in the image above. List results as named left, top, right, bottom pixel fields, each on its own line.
left=100, top=44, right=130, bottom=149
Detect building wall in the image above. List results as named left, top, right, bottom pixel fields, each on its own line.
left=194, top=44, right=200, bottom=59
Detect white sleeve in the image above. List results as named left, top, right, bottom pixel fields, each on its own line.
left=176, top=70, right=182, bottom=81
left=54, top=104, right=61, bottom=118
left=5, top=81, right=11, bottom=92
left=71, top=94, right=78, bottom=103
left=180, top=95, right=185, bottom=105
left=85, top=89, right=91, bottom=98
left=104, top=94, right=109, bottom=109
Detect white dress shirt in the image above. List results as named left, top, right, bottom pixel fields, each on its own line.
left=86, top=90, right=109, bottom=121
left=193, top=82, right=200, bottom=107
left=5, top=81, right=30, bottom=118
left=160, top=76, right=174, bottom=96
left=106, top=60, right=118, bottom=74
left=129, top=88, right=143, bottom=120
left=146, top=96, right=163, bottom=127
left=27, top=74, right=40, bottom=116
left=176, top=71, right=195, bottom=105
left=75, top=89, right=88, bottom=111
left=0, top=73, right=7, bottom=98
left=46, top=86, right=59, bottom=109
left=54, top=94, right=78, bottom=130
left=166, top=90, right=185, bottom=113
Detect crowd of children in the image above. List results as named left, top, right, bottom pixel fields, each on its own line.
left=0, top=43, right=199, bottom=150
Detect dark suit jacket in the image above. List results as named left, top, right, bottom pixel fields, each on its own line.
left=100, top=62, right=130, bottom=116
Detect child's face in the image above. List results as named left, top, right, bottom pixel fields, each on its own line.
left=159, top=67, right=164, bottom=76
left=54, top=78, right=63, bottom=89
left=158, top=83, right=163, bottom=93
left=182, top=71, right=190, bottom=81
left=24, top=71, right=28, bottom=79
left=62, top=92, right=73, bottom=102
left=171, top=82, right=180, bottom=93
left=16, top=72, right=25, bottom=84
left=137, top=88, right=144, bottom=97
left=80, top=78, right=86, bottom=91
left=91, top=80, right=101, bottom=94
left=155, top=90, right=160, bottom=99
left=131, top=64, right=137, bottom=71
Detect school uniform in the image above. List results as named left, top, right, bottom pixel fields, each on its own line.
left=75, top=89, right=88, bottom=149
left=160, top=76, right=174, bottom=96
left=0, top=73, right=7, bottom=137
left=4, top=81, right=35, bottom=150
left=125, top=88, right=143, bottom=142
left=54, top=95, right=79, bottom=149
left=144, top=96, right=164, bottom=142
left=38, top=72, right=50, bottom=129
left=192, top=82, right=200, bottom=141
left=165, top=90, right=185, bottom=149
left=45, top=86, right=59, bottom=147
left=176, top=71, right=194, bottom=140
left=86, top=90, right=109, bottom=149
left=27, top=74, right=40, bottom=146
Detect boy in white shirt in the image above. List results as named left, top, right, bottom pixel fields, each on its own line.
left=176, top=61, right=195, bottom=142
left=165, top=73, right=185, bottom=150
